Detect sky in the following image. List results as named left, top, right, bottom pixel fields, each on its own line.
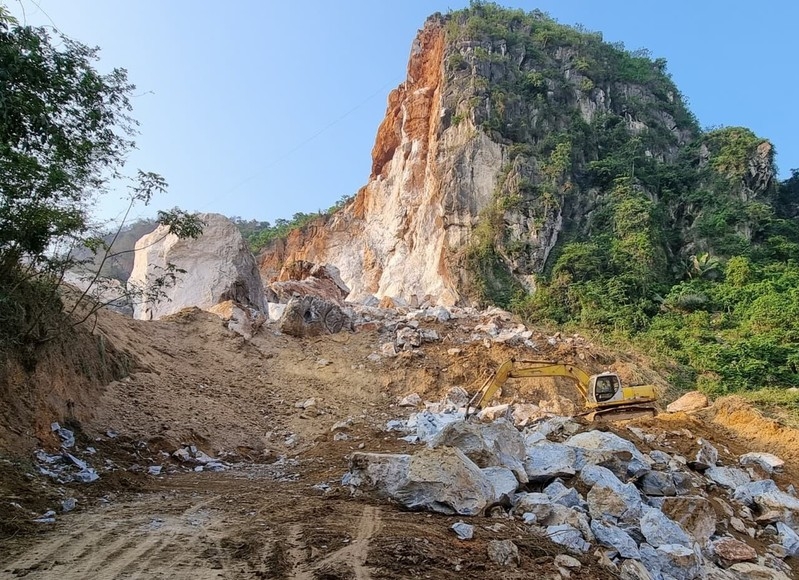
left=7, top=1, right=799, bottom=228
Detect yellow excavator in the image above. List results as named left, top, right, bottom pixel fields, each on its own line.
left=466, top=359, right=658, bottom=421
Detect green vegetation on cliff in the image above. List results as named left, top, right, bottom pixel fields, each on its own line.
left=237, top=194, right=353, bottom=254
left=449, top=2, right=798, bottom=394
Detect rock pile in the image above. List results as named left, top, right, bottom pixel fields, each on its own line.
left=344, top=410, right=796, bottom=579
left=33, top=423, right=100, bottom=484
left=268, top=261, right=350, bottom=306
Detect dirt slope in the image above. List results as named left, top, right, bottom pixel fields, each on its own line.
left=2, top=307, right=799, bottom=579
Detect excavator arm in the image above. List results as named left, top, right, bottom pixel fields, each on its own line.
left=466, top=360, right=591, bottom=416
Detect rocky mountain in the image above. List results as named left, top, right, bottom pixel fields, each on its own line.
left=257, top=5, right=783, bottom=310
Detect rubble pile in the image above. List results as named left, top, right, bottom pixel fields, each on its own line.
left=31, top=422, right=233, bottom=518
left=343, top=302, right=586, bottom=368
left=33, top=423, right=101, bottom=484
left=344, top=406, right=797, bottom=580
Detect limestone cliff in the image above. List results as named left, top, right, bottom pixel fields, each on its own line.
left=258, top=6, right=777, bottom=307
left=259, top=16, right=478, bottom=306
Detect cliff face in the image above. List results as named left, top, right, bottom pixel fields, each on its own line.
left=258, top=7, right=777, bottom=307
left=259, top=16, right=498, bottom=306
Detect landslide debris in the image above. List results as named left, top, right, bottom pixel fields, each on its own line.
left=2, top=302, right=799, bottom=579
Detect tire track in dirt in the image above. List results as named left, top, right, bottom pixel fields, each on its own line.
left=2, top=496, right=227, bottom=579
left=288, top=505, right=382, bottom=580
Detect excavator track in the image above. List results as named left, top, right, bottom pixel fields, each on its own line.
left=578, top=404, right=657, bottom=422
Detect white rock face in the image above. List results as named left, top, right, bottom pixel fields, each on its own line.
left=257, top=24, right=505, bottom=307
left=344, top=447, right=498, bottom=516
left=130, top=213, right=267, bottom=320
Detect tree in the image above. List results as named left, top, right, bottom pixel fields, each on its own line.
left=0, top=12, right=201, bottom=347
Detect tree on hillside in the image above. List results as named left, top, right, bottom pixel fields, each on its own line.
left=0, top=9, right=201, bottom=347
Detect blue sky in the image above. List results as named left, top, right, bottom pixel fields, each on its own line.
left=8, top=1, right=799, bottom=227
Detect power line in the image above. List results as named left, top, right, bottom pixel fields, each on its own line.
left=212, top=79, right=397, bottom=201
left=27, top=0, right=58, bottom=30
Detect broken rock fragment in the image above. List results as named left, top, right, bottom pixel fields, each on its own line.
left=565, top=430, right=650, bottom=478
left=660, top=496, right=716, bottom=547
left=523, top=441, right=576, bottom=483
left=429, top=419, right=528, bottom=483
left=413, top=409, right=464, bottom=443
left=278, top=295, right=349, bottom=337
left=689, top=438, right=718, bottom=471
left=739, top=452, right=784, bottom=474
left=666, top=391, right=709, bottom=413
left=481, top=466, right=518, bottom=503
left=395, top=326, right=421, bottom=350
left=710, top=537, right=757, bottom=567
left=270, top=261, right=350, bottom=305
left=344, top=447, right=497, bottom=516
left=398, top=393, right=421, bottom=407
left=705, top=466, right=751, bottom=489
left=590, top=518, right=641, bottom=559
left=644, top=543, right=702, bottom=580
left=451, top=521, right=474, bottom=540
left=619, top=560, right=651, bottom=580
left=638, top=471, right=677, bottom=497
left=546, top=523, right=590, bottom=552
left=727, top=562, right=792, bottom=579
left=581, top=466, right=643, bottom=524
left=543, top=480, right=585, bottom=509
left=776, top=522, right=799, bottom=556
left=487, top=539, right=519, bottom=566
left=639, top=506, right=694, bottom=548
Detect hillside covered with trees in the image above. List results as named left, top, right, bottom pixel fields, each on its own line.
left=439, top=3, right=799, bottom=397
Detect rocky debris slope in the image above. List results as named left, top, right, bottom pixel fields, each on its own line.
left=346, top=403, right=797, bottom=580
left=6, top=296, right=799, bottom=578
left=130, top=213, right=267, bottom=330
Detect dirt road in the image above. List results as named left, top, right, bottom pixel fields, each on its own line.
left=1, top=461, right=601, bottom=580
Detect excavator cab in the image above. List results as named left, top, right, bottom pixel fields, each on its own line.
left=590, top=373, right=622, bottom=403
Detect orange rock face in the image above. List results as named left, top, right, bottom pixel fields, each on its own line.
left=257, top=18, right=461, bottom=304
left=371, top=23, right=444, bottom=180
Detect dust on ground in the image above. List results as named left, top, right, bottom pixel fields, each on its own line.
left=1, top=307, right=798, bottom=579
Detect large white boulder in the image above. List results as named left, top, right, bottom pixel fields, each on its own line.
left=344, top=447, right=498, bottom=516
left=666, top=391, right=709, bottom=413
left=429, top=419, right=528, bottom=483
left=565, top=430, right=650, bottom=478
left=523, top=441, right=577, bottom=483
left=130, top=213, right=267, bottom=320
